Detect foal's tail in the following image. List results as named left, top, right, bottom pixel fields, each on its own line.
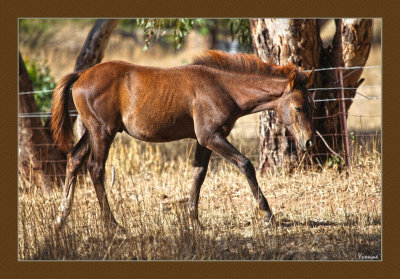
left=51, top=72, right=82, bottom=152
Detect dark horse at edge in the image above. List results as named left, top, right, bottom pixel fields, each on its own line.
left=51, top=50, right=315, bottom=233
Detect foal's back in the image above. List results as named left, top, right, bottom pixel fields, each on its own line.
left=72, top=61, right=219, bottom=142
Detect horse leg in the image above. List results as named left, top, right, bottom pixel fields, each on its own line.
left=189, top=141, right=212, bottom=226
left=54, top=131, right=90, bottom=231
left=204, top=133, right=273, bottom=225
left=87, top=132, right=126, bottom=233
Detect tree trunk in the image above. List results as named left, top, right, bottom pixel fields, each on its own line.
left=250, top=19, right=322, bottom=173
left=209, top=19, right=218, bottom=49
left=313, top=19, right=372, bottom=163
left=250, top=18, right=372, bottom=173
left=18, top=52, right=67, bottom=192
left=19, top=19, right=119, bottom=191
left=73, top=19, right=119, bottom=138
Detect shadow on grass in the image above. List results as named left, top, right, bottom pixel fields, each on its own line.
left=24, top=221, right=381, bottom=261
left=277, top=216, right=381, bottom=228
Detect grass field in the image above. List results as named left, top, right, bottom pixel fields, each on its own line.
left=18, top=19, right=382, bottom=260
left=18, top=133, right=381, bottom=260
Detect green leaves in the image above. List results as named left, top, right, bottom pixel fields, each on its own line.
left=173, top=19, right=193, bottom=50
left=230, top=19, right=252, bottom=52
left=136, top=19, right=157, bottom=52
left=136, top=19, right=253, bottom=52
left=327, top=154, right=345, bottom=168
left=137, top=19, right=194, bottom=51
left=136, top=19, right=191, bottom=52
left=25, top=58, right=56, bottom=113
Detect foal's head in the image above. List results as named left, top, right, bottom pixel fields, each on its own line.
left=275, top=68, right=315, bottom=151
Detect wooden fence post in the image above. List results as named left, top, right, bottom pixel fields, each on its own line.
left=339, top=69, right=351, bottom=169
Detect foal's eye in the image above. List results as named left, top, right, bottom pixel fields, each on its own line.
left=295, top=107, right=302, bottom=112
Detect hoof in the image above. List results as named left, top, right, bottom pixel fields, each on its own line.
left=115, top=225, right=128, bottom=235
left=189, top=213, right=205, bottom=230
left=113, top=226, right=128, bottom=240
left=105, top=222, right=127, bottom=235
left=192, top=219, right=205, bottom=230
left=52, top=223, right=60, bottom=234
left=255, top=208, right=274, bottom=227
left=53, top=220, right=63, bottom=234
left=264, top=211, right=275, bottom=227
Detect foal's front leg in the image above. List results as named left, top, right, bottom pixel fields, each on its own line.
left=189, top=142, right=212, bottom=227
left=204, top=132, right=273, bottom=225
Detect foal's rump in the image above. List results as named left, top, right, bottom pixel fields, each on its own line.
left=71, top=61, right=197, bottom=142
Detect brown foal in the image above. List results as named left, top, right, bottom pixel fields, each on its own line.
left=51, top=50, right=314, bottom=232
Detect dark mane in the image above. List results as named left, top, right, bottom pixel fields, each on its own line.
left=192, top=50, right=296, bottom=78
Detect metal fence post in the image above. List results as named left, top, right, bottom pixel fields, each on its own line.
left=339, top=69, right=351, bottom=169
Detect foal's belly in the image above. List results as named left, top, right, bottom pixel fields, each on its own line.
left=122, top=114, right=196, bottom=142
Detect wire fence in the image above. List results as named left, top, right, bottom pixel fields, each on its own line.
left=18, top=65, right=382, bottom=174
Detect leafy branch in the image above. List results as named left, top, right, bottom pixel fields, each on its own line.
left=136, top=18, right=253, bottom=52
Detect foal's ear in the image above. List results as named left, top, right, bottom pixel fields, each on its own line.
left=306, top=68, right=315, bottom=89
left=289, top=70, right=296, bottom=90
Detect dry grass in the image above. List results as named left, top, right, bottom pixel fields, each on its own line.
left=18, top=134, right=381, bottom=261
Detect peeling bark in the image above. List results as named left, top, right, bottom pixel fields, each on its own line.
left=340, top=19, right=372, bottom=110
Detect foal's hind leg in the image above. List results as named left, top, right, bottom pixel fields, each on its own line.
left=189, top=141, right=212, bottom=227
left=87, top=132, right=125, bottom=233
left=54, top=131, right=90, bottom=231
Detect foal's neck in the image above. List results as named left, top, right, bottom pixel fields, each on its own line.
left=218, top=71, right=289, bottom=115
